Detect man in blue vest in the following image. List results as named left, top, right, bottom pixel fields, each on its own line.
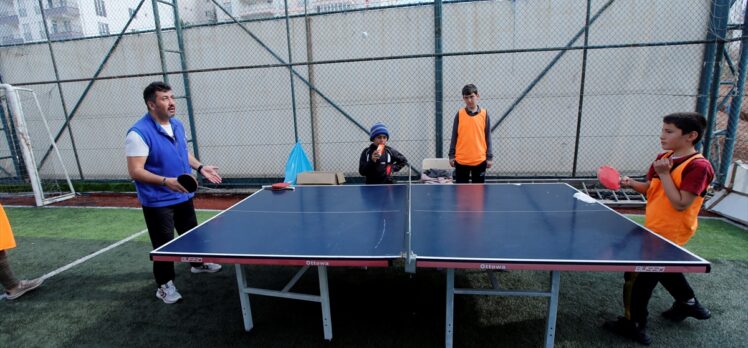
left=126, top=81, right=223, bottom=304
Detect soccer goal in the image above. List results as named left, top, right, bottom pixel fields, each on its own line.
left=0, top=84, right=75, bottom=206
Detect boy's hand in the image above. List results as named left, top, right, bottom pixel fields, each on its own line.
left=653, top=157, right=673, bottom=176
left=449, top=159, right=455, bottom=167
left=371, top=151, right=381, bottom=161
left=621, top=176, right=633, bottom=187
left=486, top=160, right=493, bottom=169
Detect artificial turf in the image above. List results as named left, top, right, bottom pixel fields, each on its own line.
left=1, top=208, right=746, bottom=347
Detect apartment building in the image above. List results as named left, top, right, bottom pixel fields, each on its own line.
left=0, top=0, right=217, bottom=45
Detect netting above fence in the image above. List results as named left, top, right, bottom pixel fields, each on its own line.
left=0, top=0, right=745, bottom=186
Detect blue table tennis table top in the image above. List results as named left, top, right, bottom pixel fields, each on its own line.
left=151, top=183, right=710, bottom=273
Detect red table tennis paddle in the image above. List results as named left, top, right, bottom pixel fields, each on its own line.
left=177, top=174, right=198, bottom=193
left=597, top=165, right=621, bottom=190
left=271, top=182, right=293, bottom=191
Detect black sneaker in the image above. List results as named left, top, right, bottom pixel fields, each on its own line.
left=662, top=300, right=711, bottom=321
left=603, top=316, right=652, bottom=346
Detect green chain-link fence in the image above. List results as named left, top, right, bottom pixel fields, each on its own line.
left=0, top=0, right=745, bottom=189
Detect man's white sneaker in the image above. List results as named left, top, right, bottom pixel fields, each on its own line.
left=156, top=280, right=182, bottom=304
left=191, top=263, right=222, bottom=274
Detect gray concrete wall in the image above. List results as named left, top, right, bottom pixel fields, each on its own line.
left=0, top=0, right=710, bottom=180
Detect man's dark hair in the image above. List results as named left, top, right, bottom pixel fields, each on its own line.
left=462, top=84, right=478, bottom=96
left=143, top=81, right=172, bottom=106
left=663, top=112, right=707, bottom=145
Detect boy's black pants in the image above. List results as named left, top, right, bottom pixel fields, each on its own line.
left=142, top=199, right=202, bottom=286
left=454, top=161, right=487, bottom=183
left=623, top=271, right=695, bottom=325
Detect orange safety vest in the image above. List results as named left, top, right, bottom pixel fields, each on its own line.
left=0, top=204, right=16, bottom=250
left=644, top=152, right=706, bottom=246
left=454, top=108, right=488, bottom=166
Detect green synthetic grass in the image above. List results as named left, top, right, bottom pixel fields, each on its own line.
left=0, top=208, right=746, bottom=347
left=627, top=215, right=748, bottom=260
left=3, top=208, right=217, bottom=277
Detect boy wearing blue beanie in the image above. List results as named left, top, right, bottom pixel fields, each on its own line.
left=359, top=123, right=408, bottom=184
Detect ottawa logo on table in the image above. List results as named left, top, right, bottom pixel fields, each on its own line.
left=479, top=264, right=506, bottom=270
left=306, top=260, right=330, bottom=266
left=181, top=257, right=203, bottom=263
left=635, top=266, right=666, bottom=272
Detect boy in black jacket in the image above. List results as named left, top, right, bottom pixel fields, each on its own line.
left=359, top=123, right=408, bottom=184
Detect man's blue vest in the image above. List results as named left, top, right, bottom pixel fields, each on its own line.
left=129, top=113, right=193, bottom=207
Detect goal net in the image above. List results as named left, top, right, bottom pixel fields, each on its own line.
left=0, top=84, right=75, bottom=206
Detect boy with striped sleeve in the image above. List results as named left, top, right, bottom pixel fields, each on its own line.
left=604, top=112, right=713, bottom=345
left=448, top=84, right=493, bottom=183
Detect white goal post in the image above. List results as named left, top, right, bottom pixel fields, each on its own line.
left=0, top=84, right=75, bottom=206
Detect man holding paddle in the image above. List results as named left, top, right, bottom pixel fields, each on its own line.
left=126, top=81, right=222, bottom=304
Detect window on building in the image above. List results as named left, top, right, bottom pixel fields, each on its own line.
left=98, top=22, right=109, bottom=35
left=51, top=20, right=58, bottom=33
left=23, top=23, right=32, bottom=41
left=223, top=1, right=232, bottom=15
left=18, top=0, right=28, bottom=17
left=63, top=20, right=71, bottom=32
left=33, top=2, right=41, bottom=15
left=94, top=0, right=107, bottom=17
left=38, top=22, right=47, bottom=40
left=128, top=8, right=136, bottom=18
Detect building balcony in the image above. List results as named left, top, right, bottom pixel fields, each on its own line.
left=0, top=35, right=24, bottom=45
left=0, top=13, right=19, bottom=26
left=48, top=30, right=83, bottom=41
left=237, top=4, right=277, bottom=19
left=239, top=0, right=274, bottom=4
left=44, top=3, right=80, bottom=18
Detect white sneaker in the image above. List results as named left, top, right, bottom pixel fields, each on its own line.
left=156, top=280, right=182, bottom=304
left=191, top=263, right=222, bottom=274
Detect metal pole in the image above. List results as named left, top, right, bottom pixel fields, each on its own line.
left=703, top=0, right=731, bottom=158
left=37, top=0, right=84, bottom=179
left=696, top=0, right=729, bottom=115
left=434, top=0, right=443, bottom=158
left=717, top=4, right=748, bottom=186
left=172, top=0, right=200, bottom=160
left=571, top=0, right=592, bottom=177
left=0, top=92, right=23, bottom=179
left=151, top=0, right=169, bottom=83
left=304, top=0, right=319, bottom=169
left=284, top=0, right=299, bottom=143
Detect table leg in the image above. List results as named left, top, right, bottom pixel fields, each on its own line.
left=318, top=265, right=333, bottom=340
left=445, top=268, right=455, bottom=348
left=235, top=264, right=254, bottom=332
left=544, top=271, right=560, bottom=348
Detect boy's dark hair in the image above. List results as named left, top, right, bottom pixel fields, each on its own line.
left=462, top=84, right=478, bottom=96
left=143, top=81, right=172, bottom=106
left=663, top=112, right=707, bottom=145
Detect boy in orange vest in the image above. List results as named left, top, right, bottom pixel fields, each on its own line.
left=604, top=112, right=713, bottom=345
left=448, top=84, right=493, bottom=183
left=0, top=204, right=44, bottom=300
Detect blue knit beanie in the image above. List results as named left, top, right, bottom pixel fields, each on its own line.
left=369, top=123, right=389, bottom=141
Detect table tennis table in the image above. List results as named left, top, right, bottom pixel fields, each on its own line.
left=151, top=183, right=710, bottom=347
